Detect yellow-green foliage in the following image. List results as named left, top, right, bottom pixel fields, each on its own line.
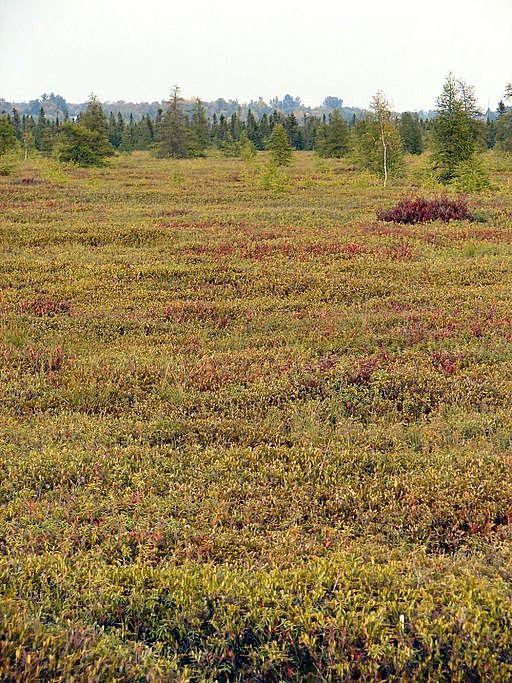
left=1, top=151, right=512, bottom=680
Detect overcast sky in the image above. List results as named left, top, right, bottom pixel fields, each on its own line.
left=1, top=0, right=511, bottom=111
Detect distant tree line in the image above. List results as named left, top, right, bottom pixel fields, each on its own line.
left=1, top=78, right=511, bottom=187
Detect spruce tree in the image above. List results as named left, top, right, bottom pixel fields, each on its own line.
left=431, top=74, right=476, bottom=183
left=399, top=112, right=423, bottom=155
left=134, top=116, right=153, bottom=150
left=120, top=113, right=136, bottom=152
left=35, top=107, right=47, bottom=150
left=259, top=113, right=271, bottom=146
left=245, top=109, right=261, bottom=148
left=301, top=114, right=318, bottom=151
left=496, top=111, right=512, bottom=152
left=108, top=112, right=121, bottom=148
left=81, top=95, right=110, bottom=137
left=11, top=109, right=22, bottom=141
left=0, top=114, right=17, bottom=155
left=496, top=84, right=512, bottom=152
left=157, top=85, right=189, bottom=158
left=117, top=112, right=125, bottom=143
left=285, top=113, right=300, bottom=149
left=55, top=94, right=113, bottom=166
left=267, top=124, right=293, bottom=166
left=316, top=109, right=350, bottom=157
left=189, top=99, right=209, bottom=156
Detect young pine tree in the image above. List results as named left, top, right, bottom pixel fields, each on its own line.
left=267, top=123, right=293, bottom=166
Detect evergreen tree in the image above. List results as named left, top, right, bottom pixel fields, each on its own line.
left=301, top=114, right=318, bottom=151
left=496, top=111, right=512, bottom=152
left=270, top=109, right=284, bottom=131
left=154, top=108, right=163, bottom=140
left=81, top=94, right=110, bottom=137
left=35, top=106, right=47, bottom=150
left=486, top=114, right=496, bottom=150
left=134, top=115, right=153, bottom=150
left=239, top=130, right=257, bottom=162
left=267, top=123, right=293, bottom=166
left=259, top=113, right=271, bottom=146
left=39, top=123, right=56, bottom=156
left=108, top=112, right=121, bottom=148
left=431, top=74, right=477, bottom=183
left=496, top=84, right=512, bottom=152
left=245, top=109, right=261, bottom=148
left=11, top=109, right=22, bottom=141
left=284, top=113, right=301, bottom=149
left=0, top=114, right=17, bottom=155
left=230, top=111, right=243, bottom=141
left=399, top=112, right=423, bottom=154
left=218, top=114, right=229, bottom=142
left=157, top=85, right=189, bottom=158
left=55, top=94, right=113, bottom=166
left=316, top=109, right=350, bottom=157
left=120, top=113, right=136, bottom=152
left=210, top=113, right=219, bottom=146
left=189, top=99, right=209, bottom=156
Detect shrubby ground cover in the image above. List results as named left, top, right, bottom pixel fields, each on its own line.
left=1, top=151, right=512, bottom=680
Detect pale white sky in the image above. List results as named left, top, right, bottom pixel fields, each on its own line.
left=1, top=0, right=511, bottom=111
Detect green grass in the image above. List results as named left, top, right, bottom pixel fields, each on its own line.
left=1, top=150, right=512, bottom=681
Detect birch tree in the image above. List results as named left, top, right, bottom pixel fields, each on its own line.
left=354, top=91, right=403, bottom=186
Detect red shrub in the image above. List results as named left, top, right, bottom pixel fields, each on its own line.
left=377, top=196, right=473, bottom=224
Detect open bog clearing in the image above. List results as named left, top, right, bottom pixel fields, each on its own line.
left=1, top=151, right=512, bottom=681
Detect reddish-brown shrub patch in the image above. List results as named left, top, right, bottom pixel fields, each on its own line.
left=378, top=196, right=473, bottom=224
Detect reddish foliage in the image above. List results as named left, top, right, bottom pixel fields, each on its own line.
left=431, top=351, right=466, bottom=375
left=347, top=357, right=381, bottom=386
left=19, top=298, right=72, bottom=317
left=377, top=196, right=473, bottom=224
left=380, top=244, right=414, bottom=261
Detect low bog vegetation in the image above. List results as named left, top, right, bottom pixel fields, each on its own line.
left=1, top=151, right=512, bottom=681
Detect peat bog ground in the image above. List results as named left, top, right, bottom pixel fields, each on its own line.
left=1, top=151, right=512, bottom=680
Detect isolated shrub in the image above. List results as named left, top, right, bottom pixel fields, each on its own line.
left=377, top=196, right=473, bottom=224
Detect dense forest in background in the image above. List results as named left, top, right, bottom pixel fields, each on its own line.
left=1, top=79, right=511, bottom=188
